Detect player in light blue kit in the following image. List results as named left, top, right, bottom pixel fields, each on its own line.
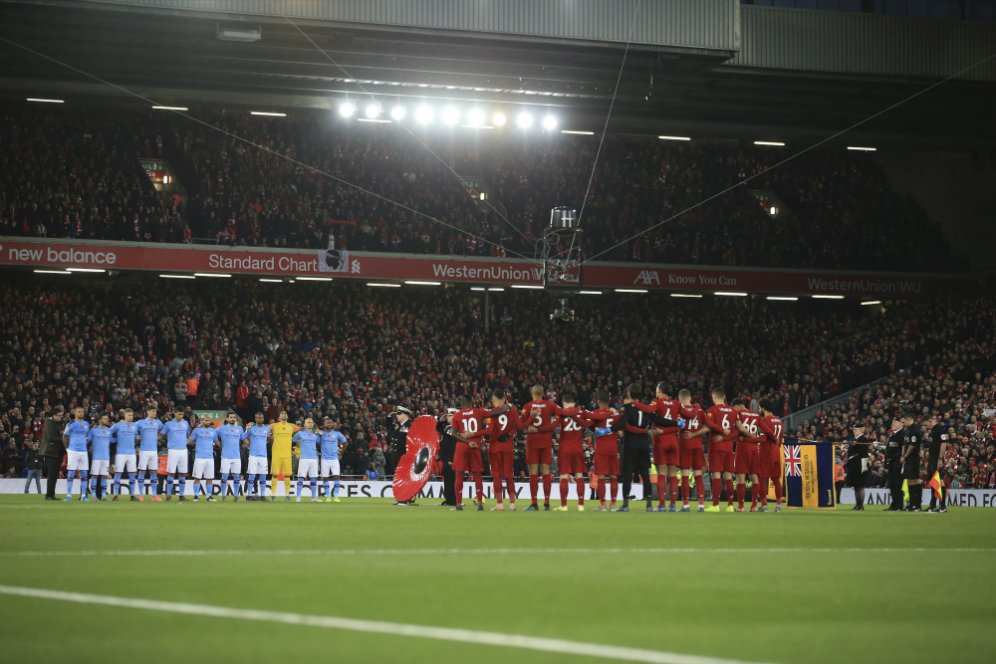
left=62, top=406, right=91, bottom=501
left=243, top=412, right=271, bottom=501
left=86, top=413, right=114, bottom=500
left=293, top=417, right=320, bottom=502
left=320, top=418, right=347, bottom=503
left=136, top=406, right=164, bottom=501
left=216, top=412, right=245, bottom=501
left=190, top=418, right=218, bottom=501
left=161, top=410, right=191, bottom=501
left=110, top=408, right=140, bottom=501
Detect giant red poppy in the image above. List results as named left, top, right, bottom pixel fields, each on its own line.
left=392, top=415, right=440, bottom=502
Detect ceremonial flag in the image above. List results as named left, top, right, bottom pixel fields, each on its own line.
left=785, top=441, right=836, bottom=509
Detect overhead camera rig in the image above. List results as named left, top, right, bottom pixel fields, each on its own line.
left=541, top=206, right=583, bottom=323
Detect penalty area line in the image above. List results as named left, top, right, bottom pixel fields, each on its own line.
left=0, top=584, right=771, bottom=664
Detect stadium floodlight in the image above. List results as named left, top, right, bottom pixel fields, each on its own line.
left=714, top=291, right=748, bottom=297
left=470, top=286, right=486, bottom=291
left=26, top=97, right=64, bottom=104
left=812, top=294, right=844, bottom=300
left=467, top=108, right=486, bottom=126
left=615, top=288, right=648, bottom=294
left=404, top=280, right=442, bottom=286
left=159, top=274, right=196, bottom=279
left=65, top=267, right=106, bottom=273
left=357, top=118, right=391, bottom=124
left=670, top=293, right=703, bottom=298
left=515, top=111, right=534, bottom=129
left=441, top=106, right=460, bottom=126
left=541, top=114, right=558, bottom=131
left=562, top=129, right=594, bottom=136
left=861, top=300, right=882, bottom=306
left=510, top=284, right=544, bottom=290
left=250, top=111, right=286, bottom=117
left=193, top=273, right=232, bottom=278
left=258, top=278, right=283, bottom=283
left=491, top=111, right=507, bottom=127
left=753, top=140, right=785, bottom=147
left=390, top=105, right=406, bottom=121
left=766, top=296, right=799, bottom=301
left=415, top=105, right=434, bottom=125
left=338, top=101, right=356, bottom=118
left=33, top=269, right=71, bottom=274
left=578, top=290, right=602, bottom=295
left=296, top=276, right=332, bottom=282
left=152, top=105, right=188, bottom=111
left=487, top=287, right=505, bottom=292
left=364, top=102, right=382, bottom=119
left=366, top=282, right=401, bottom=287
left=847, top=146, right=877, bottom=152
left=658, top=135, right=691, bottom=141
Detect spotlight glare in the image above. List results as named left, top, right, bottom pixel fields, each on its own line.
left=364, top=102, right=382, bottom=119
left=516, top=111, right=534, bottom=129
left=390, top=105, right=406, bottom=121
left=441, top=106, right=460, bottom=126
left=339, top=101, right=356, bottom=118
left=541, top=114, right=557, bottom=131
left=492, top=111, right=507, bottom=126
left=415, top=105, right=434, bottom=125
left=467, top=108, right=485, bottom=126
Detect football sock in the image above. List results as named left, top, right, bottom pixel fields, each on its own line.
left=454, top=474, right=464, bottom=507
left=725, top=479, right=735, bottom=505
left=322, top=480, right=330, bottom=498
left=697, top=475, right=706, bottom=505
left=296, top=478, right=304, bottom=498
left=737, top=482, right=746, bottom=509
left=149, top=472, right=158, bottom=496
left=759, top=478, right=768, bottom=506
left=128, top=475, right=136, bottom=496
left=657, top=474, right=667, bottom=507
left=712, top=478, right=722, bottom=506
left=529, top=475, right=539, bottom=504
left=542, top=474, right=552, bottom=505
left=560, top=478, right=569, bottom=507
left=773, top=477, right=783, bottom=503
left=505, top=478, right=516, bottom=504
left=113, top=473, right=122, bottom=496
left=284, top=478, right=291, bottom=498
left=576, top=477, right=585, bottom=505
left=681, top=475, right=690, bottom=505
left=178, top=477, right=186, bottom=496
left=669, top=476, right=678, bottom=507
left=493, top=478, right=503, bottom=504
left=610, top=477, right=619, bottom=504
left=66, top=476, right=74, bottom=496
left=473, top=473, right=484, bottom=502
left=166, top=476, right=173, bottom=496
left=333, top=480, right=341, bottom=497
left=309, top=479, right=316, bottom=499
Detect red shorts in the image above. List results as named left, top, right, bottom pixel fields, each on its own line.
left=488, top=449, right=514, bottom=478
left=708, top=448, right=734, bottom=474
left=734, top=447, right=760, bottom=475
left=594, top=453, right=620, bottom=477
left=453, top=443, right=484, bottom=473
left=654, top=437, right=680, bottom=467
left=760, top=460, right=781, bottom=479
left=558, top=448, right=587, bottom=475
left=679, top=445, right=704, bottom=470
left=526, top=444, right=552, bottom=467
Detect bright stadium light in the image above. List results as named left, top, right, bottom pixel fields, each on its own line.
left=470, top=286, right=486, bottom=291
left=670, top=293, right=703, bottom=298
left=812, top=294, right=844, bottom=300
left=861, top=300, right=882, bottom=306
left=467, top=108, right=485, bottom=126
left=66, top=268, right=106, bottom=273
left=658, top=135, right=691, bottom=141
left=296, top=276, right=332, bottom=282
left=193, top=273, right=232, bottom=278
left=562, top=129, right=594, bottom=136
left=250, top=111, right=286, bottom=117
left=258, top=278, right=283, bottom=283
left=516, top=111, right=534, bottom=129
left=766, top=296, right=799, bottom=301
left=510, top=284, right=544, bottom=290
left=579, top=290, right=602, bottom=295
left=339, top=101, right=356, bottom=118
left=492, top=111, right=507, bottom=127
left=415, top=105, right=434, bottom=125
left=541, top=114, right=558, bottom=131
left=27, top=97, right=64, bottom=104
left=33, top=269, right=71, bottom=275
left=152, top=105, right=188, bottom=111
left=714, top=291, right=748, bottom=297
left=441, top=106, right=460, bottom=126
left=615, top=288, right=648, bottom=294
left=753, top=140, right=785, bottom=147
left=364, top=102, right=382, bottom=119
left=404, top=280, right=442, bottom=286
left=487, top=287, right=505, bottom=292
left=366, top=282, right=401, bottom=288
left=159, top=274, right=195, bottom=279
left=847, top=146, right=877, bottom=152
left=390, top=105, right=407, bottom=121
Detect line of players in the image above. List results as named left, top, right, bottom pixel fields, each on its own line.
left=447, top=382, right=784, bottom=513
left=59, top=406, right=347, bottom=503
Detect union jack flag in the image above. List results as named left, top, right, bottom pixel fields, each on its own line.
left=784, top=445, right=802, bottom=477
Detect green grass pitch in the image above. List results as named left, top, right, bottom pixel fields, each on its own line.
left=0, top=496, right=993, bottom=664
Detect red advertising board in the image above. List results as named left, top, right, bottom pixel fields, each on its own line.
left=0, top=237, right=969, bottom=296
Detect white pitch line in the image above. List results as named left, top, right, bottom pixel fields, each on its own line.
left=0, top=584, right=771, bottom=664
left=0, top=547, right=993, bottom=557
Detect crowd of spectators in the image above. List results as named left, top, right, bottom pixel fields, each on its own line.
left=0, top=272, right=990, bottom=480
left=0, top=106, right=963, bottom=272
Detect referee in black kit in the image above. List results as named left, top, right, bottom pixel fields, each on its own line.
left=885, top=417, right=906, bottom=511
left=900, top=411, right=923, bottom=512
left=845, top=426, right=871, bottom=511
left=603, top=383, right=683, bottom=512
left=925, top=414, right=949, bottom=513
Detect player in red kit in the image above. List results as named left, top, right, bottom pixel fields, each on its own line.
left=520, top=384, right=558, bottom=511
left=450, top=394, right=490, bottom=511
left=585, top=391, right=620, bottom=511
left=677, top=389, right=708, bottom=512
left=704, top=387, right=737, bottom=512
left=757, top=400, right=785, bottom=512
left=481, top=388, right=521, bottom=511
left=732, top=399, right=763, bottom=512
left=553, top=391, right=591, bottom=511
left=634, top=382, right=682, bottom=512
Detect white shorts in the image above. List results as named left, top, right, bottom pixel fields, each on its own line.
left=91, top=459, right=110, bottom=476
left=321, top=459, right=341, bottom=477
left=115, top=454, right=137, bottom=473
left=138, top=450, right=159, bottom=471
left=167, top=449, right=189, bottom=474
left=247, top=456, right=268, bottom=475
left=66, top=451, right=89, bottom=472
left=192, top=458, right=214, bottom=479
left=220, top=458, right=242, bottom=475
left=298, top=459, right=319, bottom=479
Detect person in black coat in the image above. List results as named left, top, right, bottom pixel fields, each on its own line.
left=436, top=408, right=458, bottom=507
left=40, top=406, right=66, bottom=500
